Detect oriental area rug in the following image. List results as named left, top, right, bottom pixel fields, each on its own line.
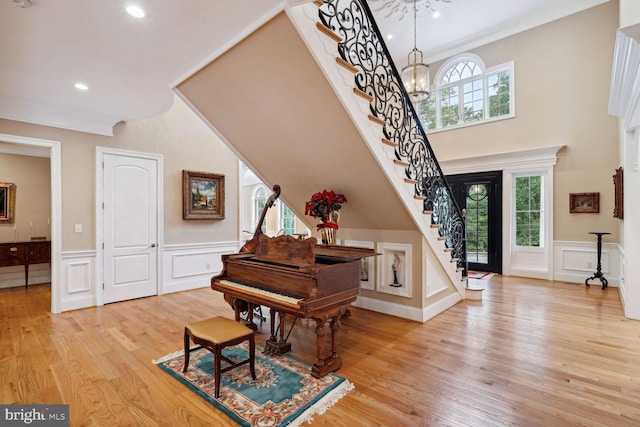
left=154, top=344, right=353, bottom=427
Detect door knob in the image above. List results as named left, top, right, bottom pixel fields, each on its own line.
left=150, top=243, right=157, bottom=248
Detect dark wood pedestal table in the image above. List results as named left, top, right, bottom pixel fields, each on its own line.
left=585, top=232, right=610, bottom=290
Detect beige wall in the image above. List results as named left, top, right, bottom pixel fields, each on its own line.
left=340, top=228, right=426, bottom=308
left=620, top=0, right=640, bottom=27
left=0, top=96, right=239, bottom=251
left=428, top=1, right=620, bottom=243
left=0, top=154, right=51, bottom=243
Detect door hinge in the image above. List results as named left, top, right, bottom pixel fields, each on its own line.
left=102, top=283, right=104, bottom=290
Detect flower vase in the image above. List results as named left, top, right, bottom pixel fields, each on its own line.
left=320, top=226, right=337, bottom=245
left=320, top=210, right=340, bottom=245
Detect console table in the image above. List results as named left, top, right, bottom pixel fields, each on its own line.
left=0, top=240, right=51, bottom=288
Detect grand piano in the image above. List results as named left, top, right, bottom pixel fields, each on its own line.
left=212, top=221, right=374, bottom=378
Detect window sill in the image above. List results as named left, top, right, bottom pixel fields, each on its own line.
left=425, top=113, right=516, bottom=135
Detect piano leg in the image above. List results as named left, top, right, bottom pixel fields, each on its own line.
left=265, top=309, right=292, bottom=355
left=330, top=315, right=340, bottom=361
left=246, top=303, right=257, bottom=330
left=232, top=298, right=258, bottom=331
left=311, top=315, right=343, bottom=378
left=269, top=309, right=277, bottom=343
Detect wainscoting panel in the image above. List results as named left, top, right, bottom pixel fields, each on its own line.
left=553, top=240, right=620, bottom=286
left=162, top=242, right=239, bottom=294
left=61, top=250, right=96, bottom=312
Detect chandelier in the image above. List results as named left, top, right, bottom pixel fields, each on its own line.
left=369, top=0, right=451, bottom=20
left=400, top=0, right=430, bottom=103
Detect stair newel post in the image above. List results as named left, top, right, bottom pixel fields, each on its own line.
left=462, top=208, right=468, bottom=281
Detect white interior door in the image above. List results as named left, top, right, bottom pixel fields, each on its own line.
left=102, top=152, right=159, bottom=304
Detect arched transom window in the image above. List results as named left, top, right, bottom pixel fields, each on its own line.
left=417, top=54, right=514, bottom=131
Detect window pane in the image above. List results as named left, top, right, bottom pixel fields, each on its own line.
left=281, top=204, right=296, bottom=235
left=440, top=86, right=459, bottom=127
left=463, top=78, right=483, bottom=123
left=255, top=200, right=266, bottom=233
left=488, top=70, right=510, bottom=118
left=466, top=184, right=488, bottom=264
left=416, top=96, right=436, bottom=130
left=515, top=175, right=543, bottom=247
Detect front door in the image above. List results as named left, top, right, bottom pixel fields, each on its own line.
left=446, top=171, right=502, bottom=274
left=102, top=152, right=159, bottom=304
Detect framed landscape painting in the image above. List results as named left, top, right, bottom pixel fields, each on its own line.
left=569, top=192, right=599, bottom=214
left=183, top=170, right=225, bottom=220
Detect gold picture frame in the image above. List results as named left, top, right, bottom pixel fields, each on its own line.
left=0, top=182, right=16, bottom=223
left=613, top=167, right=623, bottom=219
left=569, top=192, right=599, bottom=214
left=182, top=170, right=225, bottom=220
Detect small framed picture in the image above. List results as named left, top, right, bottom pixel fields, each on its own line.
left=183, top=170, right=225, bottom=220
left=344, top=240, right=375, bottom=290
left=569, top=192, right=599, bottom=214
left=376, top=242, right=412, bottom=298
left=0, top=182, right=16, bottom=223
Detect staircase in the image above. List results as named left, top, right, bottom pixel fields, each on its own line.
left=176, top=0, right=479, bottom=322
left=292, top=1, right=469, bottom=293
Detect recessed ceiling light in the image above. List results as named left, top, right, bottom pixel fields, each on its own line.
left=74, top=82, right=89, bottom=91
left=126, top=5, right=145, bottom=18
left=432, top=11, right=441, bottom=18
left=387, top=33, right=393, bottom=40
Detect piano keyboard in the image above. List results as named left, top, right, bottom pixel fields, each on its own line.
left=219, top=279, right=304, bottom=306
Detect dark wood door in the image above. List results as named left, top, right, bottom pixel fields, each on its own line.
left=446, top=171, right=502, bottom=274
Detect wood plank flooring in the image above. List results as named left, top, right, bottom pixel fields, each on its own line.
left=2, top=275, right=640, bottom=426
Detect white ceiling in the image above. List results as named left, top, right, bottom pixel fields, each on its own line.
left=0, top=0, right=609, bottom=136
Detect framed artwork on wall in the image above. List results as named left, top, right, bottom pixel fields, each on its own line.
left=344, top=240, right=375, bottom=290
left=183, top=170, right=225, bottom=220
left=376, top=242, right=412, bottom=298
left=613, top=167, right=623, bottom=219
left=0, top=182, right=16, bottom=223
left=569, top=192, right=599, bottom=214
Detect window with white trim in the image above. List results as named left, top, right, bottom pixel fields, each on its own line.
left=253, top=185, right=267, bottom=234
left=514, top=175, right=544, bottom=247
left=280, top=204, right=296, bottom=236
left=417, top=54, right=514, bottom=131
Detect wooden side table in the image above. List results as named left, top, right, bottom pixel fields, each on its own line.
left=0, top=240, right=51, bottom=288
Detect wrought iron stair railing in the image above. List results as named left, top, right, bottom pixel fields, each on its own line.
left=318, top=0, right=466, bottom=273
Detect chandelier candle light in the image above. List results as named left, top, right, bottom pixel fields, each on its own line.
left=304, top=190, right=347, bottom=245
left=401, top=0, right=430, bottom=103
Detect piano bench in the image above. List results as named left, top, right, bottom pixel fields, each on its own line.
left=182, top=316, right=256, bottom=398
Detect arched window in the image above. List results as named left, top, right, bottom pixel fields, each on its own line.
left=252, top=185, right=267, bottom=234
left=417, top=54, right=514, bottom=131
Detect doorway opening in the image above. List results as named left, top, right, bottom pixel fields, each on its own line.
left=447, top=171, right=502, bottom=274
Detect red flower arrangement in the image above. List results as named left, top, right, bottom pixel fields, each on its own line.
left=304, top=189, right=347, bottom=230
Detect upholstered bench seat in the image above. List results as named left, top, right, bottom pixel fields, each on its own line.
left=183, top=316, right=256, bottom=398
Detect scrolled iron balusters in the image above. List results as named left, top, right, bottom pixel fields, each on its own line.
left=319, top=0, right=466, bottom=269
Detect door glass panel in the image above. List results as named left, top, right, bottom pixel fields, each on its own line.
left=466, top=184, right=489, bottom=264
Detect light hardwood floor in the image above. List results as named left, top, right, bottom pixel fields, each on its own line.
left=2, top=275, right=640, bottom=426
